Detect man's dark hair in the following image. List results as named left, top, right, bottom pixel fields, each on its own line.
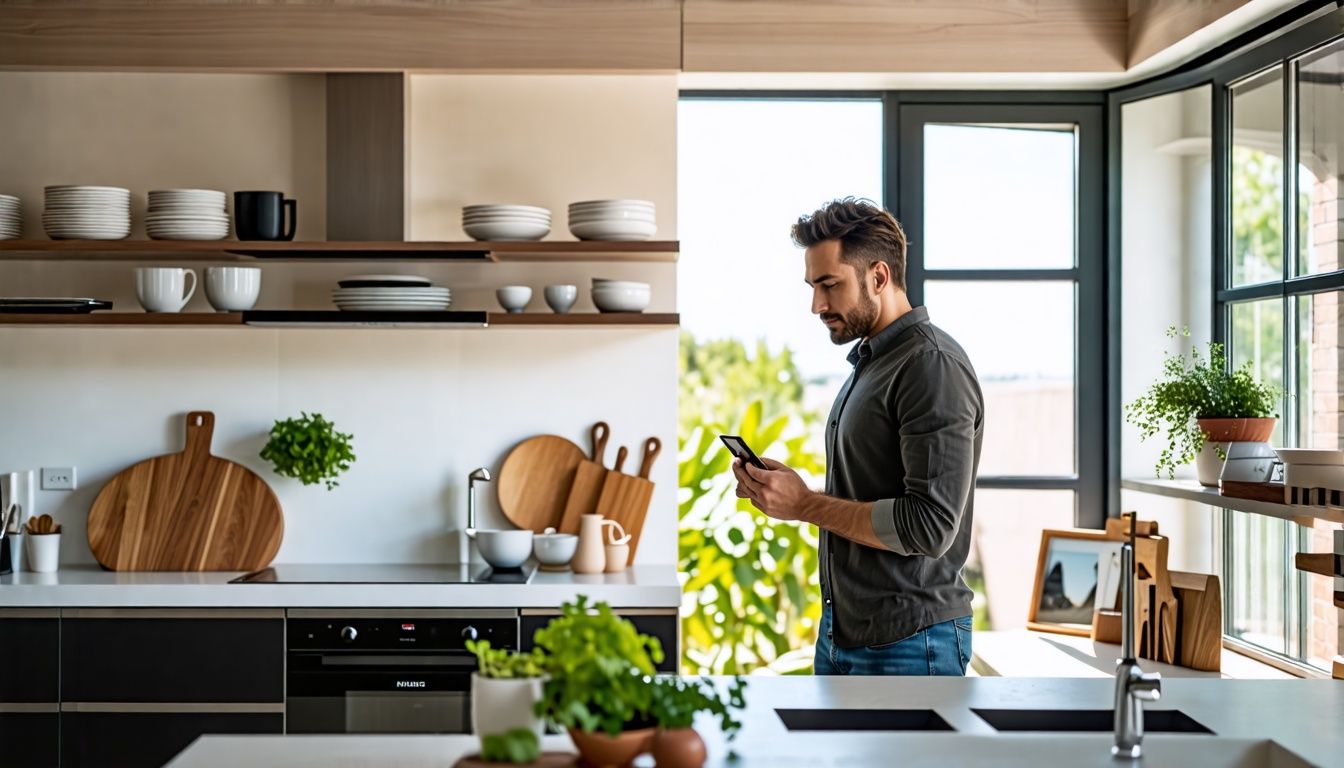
left=791, top=198, right=908, bottom=291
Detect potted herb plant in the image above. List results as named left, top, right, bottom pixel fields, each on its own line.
left=466, top=639, right=547, bottom=764
left=648, top=675, right=748, bottom=768
left=1125, top=328, right=1281, bottom=486
left=259, top=412, right=355, bottom=490
left=532, top=596, right=664, bottom=767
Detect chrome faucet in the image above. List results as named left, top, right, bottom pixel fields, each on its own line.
left=1113, top=514, right=1162, bottom=759
left=466, top=467, right=491, bottom=534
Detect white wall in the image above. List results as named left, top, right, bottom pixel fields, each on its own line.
left=0, top=73, right=680, bottom=567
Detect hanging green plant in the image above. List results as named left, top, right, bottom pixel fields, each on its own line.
left=260, top=412, right=356, bottom=490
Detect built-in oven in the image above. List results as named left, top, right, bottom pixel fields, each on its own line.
left=285, top=609, right=518, bottom=734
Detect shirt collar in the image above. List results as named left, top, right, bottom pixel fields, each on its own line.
left=846, top=307, right=930, bottom=367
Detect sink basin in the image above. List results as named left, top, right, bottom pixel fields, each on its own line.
left=972, top=708, right=1213, bottom=734
left=775, top=708, right=954, bottom=731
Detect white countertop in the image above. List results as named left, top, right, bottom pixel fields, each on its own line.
left=0, top=564, right=681, bottom=608
left=166, top=675, right=1342, bottom=767
left=973, top=629, right=1296, bottom=680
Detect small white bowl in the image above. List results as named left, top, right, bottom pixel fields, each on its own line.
left=472, top=529, right=534, bottom=569
left=496, top=285, right=533, bottom=313
left=533, top=532, right=578, bottom=568
left=464, top=221, right=550, bottom=242
left=592, top=285, right=651, bottom=313
left=544, top=285, right=578, bottom=314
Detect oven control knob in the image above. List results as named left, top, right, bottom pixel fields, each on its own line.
left=461, top=625, right=478, bottom=641
left=340, top=626, right=358, bottom=643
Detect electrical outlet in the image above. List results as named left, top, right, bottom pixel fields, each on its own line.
left=40, top=467, right=76, bottom=491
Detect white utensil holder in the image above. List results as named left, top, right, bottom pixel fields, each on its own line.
left=26, top=532, right=60, bottom=572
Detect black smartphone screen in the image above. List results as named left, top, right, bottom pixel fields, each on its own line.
left=720, top=434, right=769, bottom=470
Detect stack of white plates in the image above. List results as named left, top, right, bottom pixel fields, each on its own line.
left=462, top=204, right=551, bottom=241
left=568, top=200, right=657, bottom=242
left=43, top=185, right=131, bottom=240
left=332, top=275, right=452, bottom=312
left=147, top=189, right=229, bottom=240
left=0, top=194, right=21, bottom=240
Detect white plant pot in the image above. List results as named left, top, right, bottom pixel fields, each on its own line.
left=1195, top=442, right=1227, bottom=488
left=471, top=673, right=545, bottom=745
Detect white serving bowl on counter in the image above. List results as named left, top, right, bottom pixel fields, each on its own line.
left=470, top=529, right=534, bottom=569
left=533, top=529, right=578, bottom=569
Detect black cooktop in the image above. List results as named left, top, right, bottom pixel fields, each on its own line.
left=229, top=563, right=535, bottom=585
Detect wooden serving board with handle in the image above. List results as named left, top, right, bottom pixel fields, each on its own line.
left=497, top=434, right=586, bottom=533
left=87, top=411, right=283, bottom=571
left=557, top=422, right=609, bottom=535
left=592, top=437, right=660, bottom=561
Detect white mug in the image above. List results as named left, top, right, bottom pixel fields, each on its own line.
left=204, top=266, right=261, bottom=311
left=136, top=267, right=197, bottom=313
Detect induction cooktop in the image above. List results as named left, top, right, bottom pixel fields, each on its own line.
left=228, top=563, right=536, bottom=585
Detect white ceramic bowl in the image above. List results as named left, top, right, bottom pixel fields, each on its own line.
left=465, top=221, right=550, bottom=241
left=569, top=221, right=657, bottom=242
left=544, top=284, right=578, bottom=314
left=473, top=529, right=534, bottom=569
left=568, top=210, right=656, bottom=224
left=464, top=204, right=550, bottom=216
left=533, top=532, right=578, bottom=567
left=592, top=285, right=651, bottom=312
left=496, top=285, right=533, bottom=313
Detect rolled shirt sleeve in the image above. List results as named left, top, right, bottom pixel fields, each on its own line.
left=869, top=350, right=981, bottom=557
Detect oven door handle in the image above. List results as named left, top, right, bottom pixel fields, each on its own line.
left=318, top=655, right=479, bottom=668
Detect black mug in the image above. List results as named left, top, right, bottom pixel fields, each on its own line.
left=234, top=191, right=297, bottom=241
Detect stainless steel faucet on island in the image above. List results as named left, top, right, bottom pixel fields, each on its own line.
left=1112, top=514, right=1162, bottom=759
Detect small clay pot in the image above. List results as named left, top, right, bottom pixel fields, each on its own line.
left=567, top=726, right=654, bottom=767
left=650, top=727, right=707, bottom=768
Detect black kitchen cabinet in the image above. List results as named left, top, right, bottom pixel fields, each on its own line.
left=0, top=613, right=59, bottom=702
left=61, top=711, right=282, bottom=768
left=0, top=712, right=59, bottom=767
left=61, top=611, right=284, bottom=703
left=521, top=610, right=679, bottom=673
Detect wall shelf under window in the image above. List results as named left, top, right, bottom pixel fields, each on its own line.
left=0, top=311, right=678, bottom=328
left=1122, top=477, right=1344, bottom=526
left=0, top=240, right=680, bottom=263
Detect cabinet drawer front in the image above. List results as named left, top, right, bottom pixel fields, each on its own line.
left=520, top=611, right=679, bottom=673
left=62, top=617, right=283, bottom=703
left=0, top=712, right=59, bottom=768
left=61, top=711, right=282, bottom=768
left=0, top=618, right=59, bottom=701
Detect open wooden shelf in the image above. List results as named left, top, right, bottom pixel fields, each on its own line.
left=487, top=312, right=678, bottom=326
left=0, top=312, right=244, bottom=325
left=1122, top=477, right=1344, bottom=526
left=0, top=239, right=679, bottom=263
left=0, top=311, right=678, bottom=328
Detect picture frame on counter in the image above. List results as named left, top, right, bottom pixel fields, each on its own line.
left=1027, top=529, right=1123, bottom=638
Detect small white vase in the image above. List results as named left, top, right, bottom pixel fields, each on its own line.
left=1195, top=442, right=1227, bottom=488
left=471, top=673, right=545, bottom=744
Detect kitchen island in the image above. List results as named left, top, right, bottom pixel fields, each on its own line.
left=166, top=675, right=1341, bottom=767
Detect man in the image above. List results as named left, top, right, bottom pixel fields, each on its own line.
left=732, top=197, right=984, bottom=676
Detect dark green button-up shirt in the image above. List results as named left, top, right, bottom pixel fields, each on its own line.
left=821, top=306, right=984, bottom=648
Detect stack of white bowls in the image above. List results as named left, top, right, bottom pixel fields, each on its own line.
left=147, top=189, right=229, bottom=240
left=591, top=278, right=651, bottom=313
left=462, top=204, right=550, bottom=241
left=43, top=185, right=131, bottom=240
left=568, top=200, right=657, bottom=242
left=332, top=274, right=452, bottom=312
left=0, top=194, right=21, bottom=240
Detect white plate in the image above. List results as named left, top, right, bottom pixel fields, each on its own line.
left=334, top=299, right=452, bottom=305
left=334, top=304, right=453, bottom=311
left=332, top=291, right=451, bottom=299
left=568, top=213, right=656, bottom=224
left=569, top=222, right=657, bottom=241
left=149, top=189, right=225, bottom=198
left=1272, top=448, right=1344, bottom=465
left=463, top=212, right=551, bottom=221
left=463, top=204, right=550, bottom=215
left=569, top=199, right=654, bottom=208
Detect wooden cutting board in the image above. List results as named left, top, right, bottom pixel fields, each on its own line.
left=592, top=437, right=660, bottom=561
left=497, top=434, right=586, bottom=533
left=87, top=411, right=283, bottom=571
left=557, top=422, right=609, bottom=535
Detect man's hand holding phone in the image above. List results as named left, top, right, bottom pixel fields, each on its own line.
left=722, top=434, right=813, bottom=522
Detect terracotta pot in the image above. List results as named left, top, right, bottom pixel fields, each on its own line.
left=1194, top=417, right=1277, bottom=487
left=567, top=726, right=654, bottom=768
left=650, top=727, right=707, bottom=768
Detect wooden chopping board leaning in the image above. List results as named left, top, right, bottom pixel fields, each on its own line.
left=87, top=411, right=283, bottom=571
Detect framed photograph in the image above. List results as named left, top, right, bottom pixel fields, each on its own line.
left=1027, top=529, right=1124, bottom=637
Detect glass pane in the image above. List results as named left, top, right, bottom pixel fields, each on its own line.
left=923, top=281, right=1075, bottom=475
left=1299, top=41, right=1344, bottom=276
left=1227, top=511, right=1288, bottom=654
left=1296, top=292, right=1344, bottom=449
left=1231, top=69, right=1285, bottom=286
left=969, top=489, right=1076, bottom=631
left=1230, top=298, right=1286, bottom=445
left=1304, top=522, right=1343, bottom=668
left=923, top=123, right=1076, bottom=269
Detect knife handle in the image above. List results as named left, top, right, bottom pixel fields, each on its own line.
left=638, top=437, right=662, bottom=479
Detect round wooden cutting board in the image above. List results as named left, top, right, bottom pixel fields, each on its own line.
left=87, top=411, right=283, bottom=571
left=496, top=434, right=585, bottom=533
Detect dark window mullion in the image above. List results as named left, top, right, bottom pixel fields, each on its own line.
left=976, top=476, right=1079, bottom=490
left=922, top=269, right=1079, bottom=281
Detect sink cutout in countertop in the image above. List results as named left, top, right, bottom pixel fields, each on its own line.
left=972, top=708, right=1214, bottom=734
left=775, top=708, right=955, bottom=731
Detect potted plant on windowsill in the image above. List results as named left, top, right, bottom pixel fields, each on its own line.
left=466, top=639, right=547, bottom=764
left=1126, top=327, right=1281, bottom=487
left=647, top=675, right=748, bottom=768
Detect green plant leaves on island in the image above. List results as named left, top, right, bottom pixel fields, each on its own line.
left=259, top=412, right=356, bottom=491
left=466, top=639, right=546, bottom=679
left=480, top=728, right=540, bottom=764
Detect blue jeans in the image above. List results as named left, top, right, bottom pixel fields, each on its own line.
left=814, top=604, right=972, bottom=676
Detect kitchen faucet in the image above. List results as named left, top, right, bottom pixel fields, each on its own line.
left=466, top=467, right=491, bottom=534
left=1112, top=513, right=1162, bottom=759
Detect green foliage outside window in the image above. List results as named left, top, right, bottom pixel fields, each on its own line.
left=678, top=332, right=827, bottom=674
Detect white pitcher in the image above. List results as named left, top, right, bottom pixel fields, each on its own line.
left=573, top=513, right=626, bottom=574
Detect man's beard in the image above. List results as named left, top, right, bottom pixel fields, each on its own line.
left=820, top=291, right=879, bottom=344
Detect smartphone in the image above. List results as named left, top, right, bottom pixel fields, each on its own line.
left=719, top=434, right=769, bottom=470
